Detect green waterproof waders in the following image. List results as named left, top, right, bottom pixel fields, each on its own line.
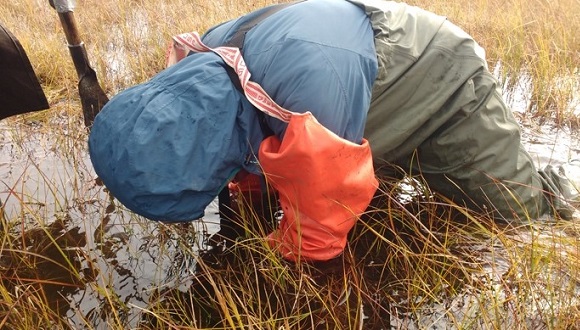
left=348, top=0, right=576, bottom=221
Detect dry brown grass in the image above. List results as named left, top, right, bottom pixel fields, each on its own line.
left=3, top=0, right=579, bottom=122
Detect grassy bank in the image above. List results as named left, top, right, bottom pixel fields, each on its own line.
left=4, top=0, right=579, bottom=123
left=1, top=0, right=580, bottom=329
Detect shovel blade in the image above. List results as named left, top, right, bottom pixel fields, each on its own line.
left=78, top=67, right=108, bottom=127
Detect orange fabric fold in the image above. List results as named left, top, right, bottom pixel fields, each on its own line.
left=259, top=112, right=378, bottom=262
left=228, top=172, right=264, bottom=204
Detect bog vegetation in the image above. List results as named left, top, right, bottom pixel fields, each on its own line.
left=1, top=0, right=579, bottom=329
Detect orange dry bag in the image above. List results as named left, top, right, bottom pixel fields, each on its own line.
left=260, top=113, right=377, bottom=261
left=169, top=32, right=378, bottom=262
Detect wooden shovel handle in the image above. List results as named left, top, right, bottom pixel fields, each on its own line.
left=57, top=11, right=83, bottom=47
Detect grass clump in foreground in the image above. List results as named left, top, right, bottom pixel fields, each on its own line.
left=2, top=169, right=580, bottom=329
left=136, top=180, right=580, bottom=329
left=1, top=0, right=579, bottom=328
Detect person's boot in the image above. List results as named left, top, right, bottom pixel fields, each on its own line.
left=542, top=159, right=580, bottom=220
left=560, top=159, right=580, bottom=202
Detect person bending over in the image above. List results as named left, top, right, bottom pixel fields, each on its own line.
left=88, top=0, right=578, bottom=262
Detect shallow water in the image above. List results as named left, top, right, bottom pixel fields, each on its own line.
left=0, top=113, right=578, bottom=328
left=0, top=120, right=221, bottom=328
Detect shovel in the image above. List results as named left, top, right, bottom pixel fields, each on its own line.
left=49, top=0, right=108, bottom=128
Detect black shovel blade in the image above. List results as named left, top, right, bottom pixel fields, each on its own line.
left=0, top=23, right=49, bottom=120
left=78, top=67, right=108, bottom=127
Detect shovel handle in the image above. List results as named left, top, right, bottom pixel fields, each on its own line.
left=51, top=0, right=91, bottom=78
left=51, top=0, right=79, bottom=45
left=57, top=12, right=82, bottom=47
left=50, top=0, right=108, bottom=127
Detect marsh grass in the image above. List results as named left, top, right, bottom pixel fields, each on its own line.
left=1, top=148, right=580, bottom=329
left=407, top=0, right=580, bottom=124
left=3, top=0, right=580, bottom=122
left=1, top=0, right=580, bottom=329
left=133, top=180, right=580, bottom=329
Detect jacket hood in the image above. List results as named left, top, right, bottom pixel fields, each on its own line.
left=89, top=52, right=261, bottom=221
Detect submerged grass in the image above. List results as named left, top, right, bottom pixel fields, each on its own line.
left=1, top=0, right=580, bottom=329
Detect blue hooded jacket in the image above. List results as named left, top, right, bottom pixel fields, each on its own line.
left=88, top=0, right=378, bottom=221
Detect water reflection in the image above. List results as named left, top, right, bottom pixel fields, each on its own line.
left=0, top=121, right=221, bottom=328
left=63, top=191, right=218, bottom=328
left=0, top=214, right=96, bottom=328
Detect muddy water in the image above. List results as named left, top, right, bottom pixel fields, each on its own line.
left=0, top=114, right=578, bottom=328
